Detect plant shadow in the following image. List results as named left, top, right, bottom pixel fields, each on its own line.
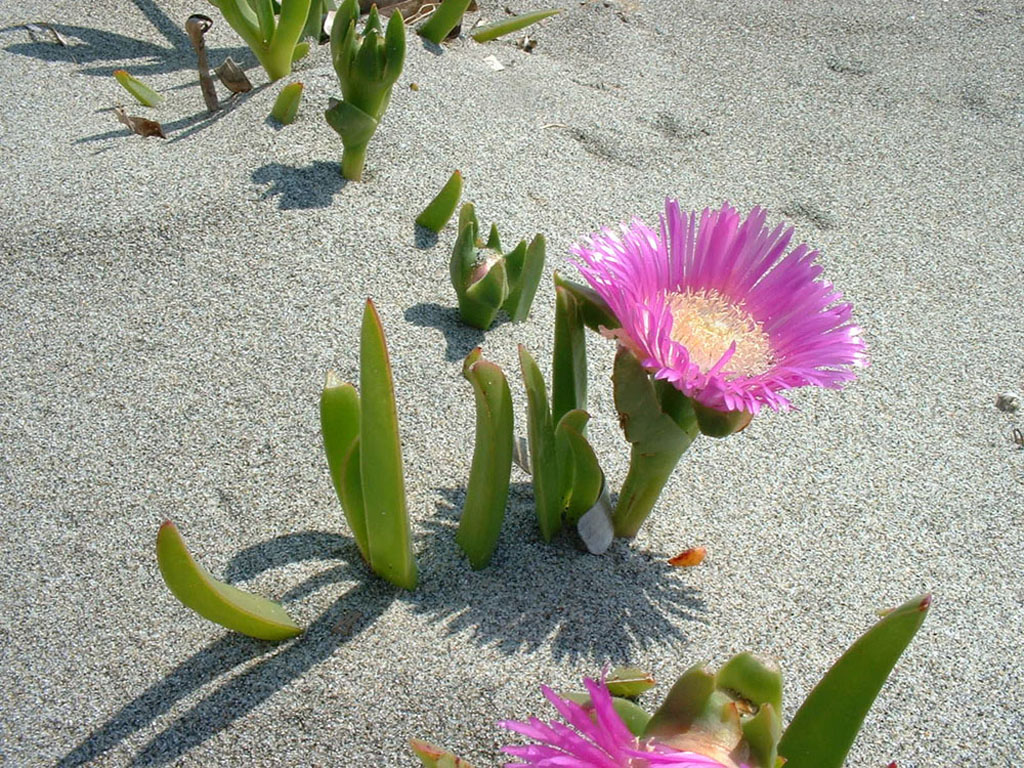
left=407, top=485, right=707, bottom=663
left=2, top=0, right=253, bottom=78
left=252, top=161, right=349, bottom=210
left=404, top=302, right=486, bottom=363
left=57, top=531, right=395, bottom=768
left=413, top=223, right=439, bottom=249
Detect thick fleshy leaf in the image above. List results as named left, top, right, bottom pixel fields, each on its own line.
left=469, top=8, right=561, bottom=42
left=270, top=81, right=304, bottom=124
left=156, top=520, right=302, bottom=641
left=416, top=170, right=463, bottom=232
left=741, top=704, right=781, bottom=768
left=503, top=234, right=545, bottom=323
left=113, top=70, right=165, bottom=106
left=553, top=271, right=619, bottom=332
left=359, top=299, right=417, bottom=589
left=778, top=595, right=931, bottom=768
left=715, top=653, right=782, bottom=713
left=418, top=0, right=472, bottom=44
left=324, top=99, right=379, bottom=145
left=613, top=348, right=697, bottom=454
left=551, top=281, right=586, bottom=425
left=518, top=345, right=561, bottom=540
left=460, top=257, right=508, bottom=330
left=254, top=0, right=276, bottom=43
left=456, top=348, right=514, bottom=569
left=556, top=411, right=602, bottom=523
left=320, top=373, right=369, bottom=561
left=644, top=664, right=716, bottom=739
left=606, top=666, right=656, bottom=699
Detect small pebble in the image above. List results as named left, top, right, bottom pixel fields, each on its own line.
left=995, top=391, right=1021, bottom=412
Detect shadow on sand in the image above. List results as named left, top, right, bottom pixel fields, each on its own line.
left=60, top=490, right=704, bottom=765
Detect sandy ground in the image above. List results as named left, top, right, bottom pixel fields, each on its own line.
left=0, top=0, right=1022, bottom=765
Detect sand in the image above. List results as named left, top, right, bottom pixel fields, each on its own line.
left=0, top=0, right=1021, bottom=765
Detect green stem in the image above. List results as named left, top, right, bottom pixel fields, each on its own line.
left=613, top=442, right=691, bottom=538
left=341, top=143, right=368, bottom=180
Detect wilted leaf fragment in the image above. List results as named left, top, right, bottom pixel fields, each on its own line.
left=114, top=105, right=166, bottom=138
left=410, top=738, right=477, bottom=767
left=215, top=57, right=253, bottom=94
left=156, top=520, right=303, bottom=641
left=470, top=8, right=560, bottom=43
left=271, top=81, right=304, bottom=124
left=113, top=70, right=164, bottom=106
left=668, top=546, right=706, bottom=567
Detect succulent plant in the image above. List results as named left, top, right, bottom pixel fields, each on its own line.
left=208, top=0, right=312, bottom=82
left=325, top=0, right=405, bottom=180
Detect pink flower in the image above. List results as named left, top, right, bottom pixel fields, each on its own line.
left=572, top=201, right=867, bottom=414
left=500, top=678, right=734, bottom=768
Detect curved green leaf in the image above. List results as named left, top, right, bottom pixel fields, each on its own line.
left=518, top=345, right=561, bottom=540
left=470, top=8, right=561, bottom=43
left=553, top=271, right=619, bottom=332
left=156, top=520, right=302, bottom=641
left=320, top=373, right=369, bottom=561
left=551, top=281, right=586, bottom=425
left=360, top=299, right=417, bottom=589
left=271, top=81, right=304, bottom=124
left=778, top=595, right=932, bottom=768
left=606, top=666, right=655, bottom=699
left=416, top=170, right=463, bottom=233
left=504, top=233, right=545, bottom=323
left=113, top=70, right=165, bottom=107
left=457, top=348, right=514, bottom=569
left=418, top=0, right=472, bottom=44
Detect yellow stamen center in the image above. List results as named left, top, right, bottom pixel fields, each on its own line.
left=664, top=289, right=773, bottom=376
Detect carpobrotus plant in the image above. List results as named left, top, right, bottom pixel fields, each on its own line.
left=208, top=0, right=312, bottom=82
left=321, top=299, right=418, bottom=589
left=417, top=595, right=930, bottom=767
left=449, top=203, right=546, bottom=329
left=326, top=0, right=405, bottom=180
left=569, top=200, right=868, bottom=537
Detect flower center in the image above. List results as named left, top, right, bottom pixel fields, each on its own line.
left=664, top=289, right=773, bottom=376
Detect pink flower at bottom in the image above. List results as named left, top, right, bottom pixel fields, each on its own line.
left=500, top=678, right=737, bottom=768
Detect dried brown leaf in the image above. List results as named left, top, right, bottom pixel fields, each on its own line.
left=114, top=105, right=166, bottom=138
left=215, top=57, right=252, bottom=94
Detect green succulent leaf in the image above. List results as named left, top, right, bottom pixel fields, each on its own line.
left=551, top=280, right=586, bottom=425
left=470, top=8, right=561, bottom=43
left=113, top=70, right=165, bottom=106
left=518, top=345, right=562, bottom=540
left=553, top=271, right=619, bottom=332
left=320, top=372, right=369, bottom=561
left=324, top=99, right=379, bottom=145
left=418, top=0, right=473, bottom=44
left=777, top=594, right=931, bottom=768
left=606, top=666, right=656, bottom=699
left=643, top=664, right=716, bottom=740
left=457, top=348, right=514, bottom=569
left=254, top=0, right=276, bottom=44
left=716, top=652, right=783, bottom=714
left=460, top=257, right=508, bottom=330
left=156, top=520, right=302, bottom=641
left=556, top=411, right=603, bottom=523
left=450, top=212, right=480, bottom=289
left=504, top=233, right=546, bottom=323
left=270, top=81, right=304, bottom=124
left=416, top=170, right=464, bottom=232
left=741, top=703, right=781, bottom=768
left=359, top=299, right=417, bottom=589
left=614, top=348, right=697, bottom=454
